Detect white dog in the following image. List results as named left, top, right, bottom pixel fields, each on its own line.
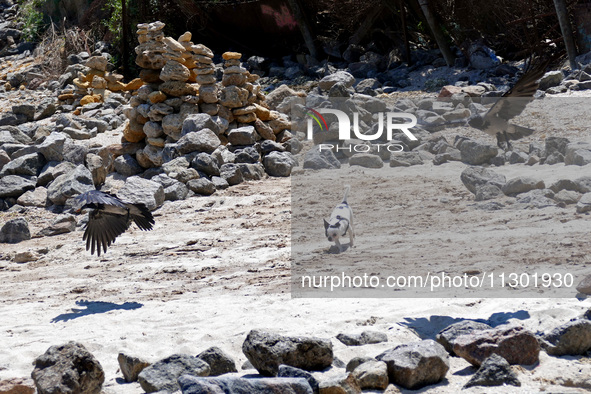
left=324, top=185, right=355, bottom=252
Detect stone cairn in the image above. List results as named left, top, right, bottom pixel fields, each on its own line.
left=58, top=55, right=143, bottom=109
left=124, top=21, right=292, bottom=169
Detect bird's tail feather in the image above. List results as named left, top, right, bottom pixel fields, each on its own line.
left=507, top=124, right=535, bottom=140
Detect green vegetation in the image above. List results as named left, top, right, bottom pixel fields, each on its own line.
left=103, top=0, right=124, bottom=43
left=18, top=0, right=45, bottom=41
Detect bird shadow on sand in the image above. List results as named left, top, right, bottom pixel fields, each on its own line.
left=51, top=300, right=143, bottom=322
left=398, top=310, right=531, bottom=339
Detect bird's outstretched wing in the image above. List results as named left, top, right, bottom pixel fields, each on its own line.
left=76, top=190, right=155, bottom=256
left=484, top=57, right=550, bottom=123
left=83, top=209, right=131, bottom=256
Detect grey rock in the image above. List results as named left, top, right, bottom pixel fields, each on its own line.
left=545, top=136, right=569, bottom=156
left=436, top=320, right=493, bottom=355
left=457, top=139, right=499, bottom=165
left=565, top=142, right=591, bottom=166
left=242, top=329, right=333, bottom=376
left=0, top=152, right=44, bottom=177
left=114, top=154, right=143, bottom=176
left=336, top=331, right=388, bottom=346
left=390, top=151, right=424, bottom=167
left=317, top=372, right=361, bottom=393
left=278, top=365, right=319, bottom=394
left=376, top=340, right=449, bottom=390
left=237, top=163, right=266, bottom=181
left=464, top=354, right=520, bottom=388
left=196, top=347, right=237, bottom=376
left=303, top=146, right=341, bottom=170
left=318, top=71, right=355, bottom=90
left=12, top=103, right=35, bottom=121
left=47, top=165, right=94, bottom=205
left=117, top=352, right=151, bottom=383
left=117, top=176, right=164, bottom=211
left=553, top=190, right=580, bottom=205
left=575, top=176, right=591, bottom=193
left=515, top=189, right=556, bottom=208
left=544, top=151, right=564, bottom=165
left=211, top=176, right=229, bottom=190
left=38, top=214, right=77, bottom=237
left=549, top=179, right=580, bottom=193
left=61, top=126, right=93, bottom=140
left=260, top=140, right=285, bottom=154
left=540, top=319, right=591, bottom=356
left=38, top=132, right=68, bottom=161
left=351, top=360, right=389, bottom=390
left=539, top=70, right=564, bottom=90
left=31, top=342, right=104, bottom=394
left=164, top=182, right=189, bottom=201
left=346, top=358, right=374, bottom=374
left=187, top=178, right=216, bottom=196
left=191, top=153, right=220, bottom=176
left=501, top=177, right=545, bottom=196
left=263, top=151, right=297, bottom=177
left=178, top=374, right=313, bottom=394
left=228, top=126, right=257, bottom=146
left=177, top=129, right=221, bottom=154
left=234, top=146, right=260, bottom=164
left=349, top=153, right=383, bottom=168
left=62, top=140, right=88, bottom=165
left=0, top=217, right=31, bottom=243
left=38, top=161, right=76, bottom=187
left=460, top=167, right=506, bottom=194
left=16, top=187, right=48, bottom=207
left=0, top=175, right=36, bottom=198
left=453, top=326, right=539, bottom=367
left=507, top=150, right=528, bottom=164
left=182, top=113, right=222, bottom=136
left=576, top=193, right=591, bottom=213
left=328, top=82, right=351, bottom=98
left=220, top=163, right=243, bottom=186
left=475, top=184, right=504, bottom=201
left=137, top=354, right=210, bottom=393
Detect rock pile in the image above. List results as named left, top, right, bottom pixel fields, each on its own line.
left=23, top=316, right=591, bottom=393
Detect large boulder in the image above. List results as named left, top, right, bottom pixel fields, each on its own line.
left=460, top=166, right=506, bottom=195
left=303, top=146, right=341, bottom=170
left=263, top=151, right=297, bottom=177
left=38, top=132, right=68, bottom=161
left=178, top=375, right=313, bottom=394
left=0, top=152, right=45, bottom=177
left=138, top=354, right=210, bottom=393
left=196, top=347, right=237, bottom=376
left=0, top=175, right=36, bottom=198
left=376, top=340, right=449, bottom=390
left=177, top=129, right=221, bottom=154
left=117, top=176, right=164, bottom=211
left=0, top=218, right=31, bottom=243
left=319, top=71, right=355, bottom=90
left=242, top=329, right=333, bottom=376
left=540, top=319, right=591, bottom=356
left=31, top=342, right=104, bottom=394
left=47, top=165, right=94, bottom=205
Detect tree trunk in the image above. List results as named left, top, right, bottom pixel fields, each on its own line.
left=286, top=0, right=318, bottom=59
left=553, top=0, right=578, bottom=69
left=417, top=0, right=455, bottom=66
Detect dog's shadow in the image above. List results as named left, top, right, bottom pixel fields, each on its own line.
left=326, top=244, right=352, bottom=254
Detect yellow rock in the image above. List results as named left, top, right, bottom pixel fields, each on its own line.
left=124, top=78, right=144, bottom=91
left=222, top=51, right=241, bottom=60
left=123, top=120, right=146, bottom=143
left=80, top=94, right=102, bottom=106
left=178, top=31, right=192, bottom=42
left=148, top=91, right=167, bottom=104
left=86, top=69, right=106, bottom=80
left=73, top=78, right=90, bottom=90
left=253, top=103, right=272, bottom=121
left=73, top=109, right=81, bottom=116
left=58, top=93, right=76, bottom=101
left=91, top=75, right=107, bottom=89
left=107, top=81, right=127, bottom=92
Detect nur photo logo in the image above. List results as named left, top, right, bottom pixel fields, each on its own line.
left=303, top=106, right=419, bottom=153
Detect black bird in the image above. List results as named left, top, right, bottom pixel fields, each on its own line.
left=74, top=190, right=154, bottom=256
left=468, top=57, right=551, bottom=150
left=422, top=57, right=551, bottom=150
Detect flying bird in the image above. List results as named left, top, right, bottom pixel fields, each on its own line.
left=423, top=56, right=551, bottom=150
left=467, top=57, right=551, bottom=150
left=74, top=190, right=154, bottom=256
